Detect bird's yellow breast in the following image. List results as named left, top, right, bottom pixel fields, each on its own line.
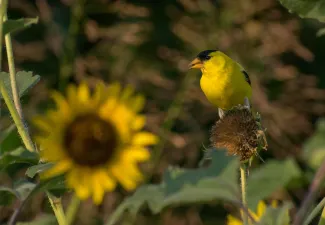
left=199, top=53, right=252, bottom=110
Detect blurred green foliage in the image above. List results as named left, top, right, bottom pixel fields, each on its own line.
left=1, top=0, right=325, bottom=225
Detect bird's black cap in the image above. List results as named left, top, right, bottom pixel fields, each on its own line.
left=197, top=49, right=217, bottom=61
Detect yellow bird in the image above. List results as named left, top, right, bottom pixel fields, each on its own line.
left=189, top=50, right=252, bottom=117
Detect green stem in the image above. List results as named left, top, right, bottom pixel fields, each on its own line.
left=0, top=0, right=7, bottom=71
left=4, top=13, right=23, bottom=118
left=66, top=194, right=81, bottom=225
left=303, top=197, right=325, bottom=225
left=240, top=164, right=249, bottom=225
left=59, top=0, right=85, bottom=92
left=318, top=204, right=325, bottom=225
left=47, top=192, right=66, bottom=225
left=0, top=80, right=35, bottom=152
left=293, top=159, right=325, bottom=225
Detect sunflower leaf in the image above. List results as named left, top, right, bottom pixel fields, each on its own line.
left=247, top=158, right=301, bottom=210
left=258, top=202, right=292, bottom=225
left=0, top=186, right=19, bottom=205
left=317, top=28, right=325, bottom=37
left=0, top=180, right=38, bottom=205
left=279, top=0, right=325, bottom=22
left=0, top=124, right=16, bottom=144
left=3, top=18, right=39, bottom=35
left=0, top=147, right=39, bottom=173
left=0, top=124, right=22, bottom=153
left=303, top=118, right=325, bottom=169
left=106, top=149, right=240, bottom=225
left=0, top=71, right=40, bottom=100
left=26, top=163, right=54, bottom=178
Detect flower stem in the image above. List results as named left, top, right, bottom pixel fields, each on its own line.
left=66, top=194, right=81, bottom=225
left=0, top=0, right=7, bottom=70
left=293, top=158, right=325, bottom=225
left=4, top=13, right=23, bottom=119
left=47, top=192, right=66, bottom=225
left=0, top=80, right=35, bottom=152
left=303, top=197, right=325, bottom=225
left=240, top=164, right=249, bottom=225
left=318, top=204, right=325, bottom=225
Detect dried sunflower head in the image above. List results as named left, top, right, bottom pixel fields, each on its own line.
left=210, top=106, right=266, bottom=162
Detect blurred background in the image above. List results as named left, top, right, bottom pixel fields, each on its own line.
left=1, top=0, right=325, bottom=224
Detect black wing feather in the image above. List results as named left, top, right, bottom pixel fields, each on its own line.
left=242, top=70, right=251, bottom=86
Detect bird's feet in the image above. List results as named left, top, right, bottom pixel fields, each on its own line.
left=218, top=108, right=225, bottom=119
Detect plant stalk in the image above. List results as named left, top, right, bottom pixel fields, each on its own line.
left=303, top=197, right=325, bottom=225
left=0, top=80, right=35, bottom=152
left=0, top=0, right=7, bottom=70
left=4, top=13, right=23, bottom=119
left=240, top=164, right=249, bottom=225
left=66, top=194, right=81, bottom=225
left=293, top=158, right=325, bottom=225
left=318, top=204, right=325, bottom=225
left=47, top=192, right=66, bottom=225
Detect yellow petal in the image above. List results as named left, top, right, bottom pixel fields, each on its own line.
left=78, top=82, right=90, bottom=103
left=121, top=148, right=150, bottom=162
left=92, top=173, right=105, bottom=204
left=97, top=169, right=116, bottom=191
left=41, top=159, right=72, bottom=179
left=107, top=82, right=121, bottom=98
left=132, top=116, right=145, bottom=130
left=271, top=200, right=278, bottom=208
left=33, top=117, right=52, bottom=133
left=120, top=85, right=134, bottom=102
left=93, top=81, right=107, bottom=106
left=67, top=168, right=90, bottom=200
left=39, top=144, right=66, bottom=161
left=50, top=92, right=71, bottom=121
left=256, top=201, right=267, bottom=217
left=132, top=132, right=158, bottom=146
left=67, top=84, right=78, bottom=104
left=227, top=215, right=243, bottom=225
left=129, top=95, right=145, bottom=112
left=112, top=166, right=137, bottom=191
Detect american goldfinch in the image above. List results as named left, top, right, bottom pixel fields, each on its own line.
left=189, top=50, right=252, bottom=117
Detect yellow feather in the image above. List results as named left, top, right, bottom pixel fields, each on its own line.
left=196, top=51, right=252, bottom=110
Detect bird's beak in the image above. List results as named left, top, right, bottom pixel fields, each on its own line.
left=188, top=58, right=203, bottom=69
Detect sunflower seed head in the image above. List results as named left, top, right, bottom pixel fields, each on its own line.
left=210, top=106, right=264, bottom=162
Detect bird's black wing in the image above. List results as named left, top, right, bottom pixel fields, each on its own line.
left=242, top=70, right=251, bottom=86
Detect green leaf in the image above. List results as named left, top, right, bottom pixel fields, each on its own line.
left=26, top=163, right=54, bottom=178
left=279, top=0, right=325, bottom=22
left=0, top=186, right=19, bottom=205
left=0, top=180, right=37, bottom=205
left=14, top=180, right=37, bottom=201
left=317, top=28, right=325, bottom=37
left=0, top=71, right=41, bottom=99
left=247, top=158, right=301, bottom=210
left=3, top=18, right=39, bottom=35
left=17, top=214, right=57, bottom=225
left=0, top=124, right=16, bottom=144
left=106, top=150, right=240, bottom=225
left=303, top=118, right=325, bottom=169
left=0, top=147, right=39, bottom=172
left=0, top=125, right=22, bottom=153
left=258, top=202, right=292, bottom=225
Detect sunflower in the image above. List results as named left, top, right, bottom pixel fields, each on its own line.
left=227, top=201, right=288, bottom=225
left=33, top=82, right=158, bottom=204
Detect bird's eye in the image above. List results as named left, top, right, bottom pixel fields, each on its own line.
left=205, top=55, right=211, bottom=60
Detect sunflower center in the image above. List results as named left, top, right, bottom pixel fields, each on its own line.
left=64, top=114, right=118, bottom=167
